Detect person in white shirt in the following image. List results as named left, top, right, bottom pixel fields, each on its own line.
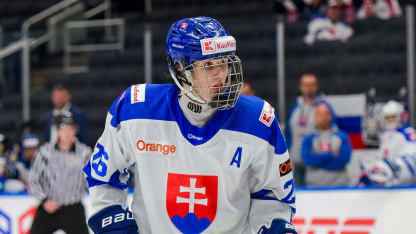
left=304, top=0, right=354, bottom=45
left=379, top=100, right=416, bottom=161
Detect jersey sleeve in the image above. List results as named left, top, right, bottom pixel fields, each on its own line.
left=28, top=148, right=48, bottom=201
left=83, top=88, right=136, bottom=214
left=248, top=112, right=296, bottom=232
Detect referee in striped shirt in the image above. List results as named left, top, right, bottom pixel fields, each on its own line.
left=28, top=113, right=91, bottom=234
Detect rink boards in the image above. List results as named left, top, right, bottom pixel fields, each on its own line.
left=0, top=187, right=414, bottom=234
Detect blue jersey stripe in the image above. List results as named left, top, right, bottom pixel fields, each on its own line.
left=108, top=84, right=287, bottom=153
left=83, top=161, right=130, bottom=190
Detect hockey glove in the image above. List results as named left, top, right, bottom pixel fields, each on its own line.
left=259, top=219, right=298, bottom=234
left=88, top=205, right=139, bottom=234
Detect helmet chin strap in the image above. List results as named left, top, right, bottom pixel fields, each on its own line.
left=170, top=70, right=209, bottom=105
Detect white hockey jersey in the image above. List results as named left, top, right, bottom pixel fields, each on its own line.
left=379, top=125, right=416, bottom=160
left=84, top=84, right=296, bottom=234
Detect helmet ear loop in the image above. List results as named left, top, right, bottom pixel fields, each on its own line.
left=167, top=55, right=192, bottom=86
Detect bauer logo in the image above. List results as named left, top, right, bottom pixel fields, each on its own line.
left=259, top=101, right=275, bottom=127
left=102, top=211, right=135, bottom=228
left=200, top=36, right=236, bottom=55
left=136, top=139, right=176, bottom=156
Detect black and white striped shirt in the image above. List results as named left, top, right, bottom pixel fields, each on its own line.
left=28, top=139, right=91, bottom=205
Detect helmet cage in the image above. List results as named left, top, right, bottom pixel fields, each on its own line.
left=170, top=54, right=243, bottom=110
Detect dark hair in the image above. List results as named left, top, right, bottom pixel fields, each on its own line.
left=53, top=84, right=70, bottom=93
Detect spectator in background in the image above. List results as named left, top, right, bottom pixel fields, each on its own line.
left=285, top=73, right=337, bottom=186
left=0, top=133, right=26, bottom=193
left=356, top=0, right=402, bottom=20
left=3, top=134, right=39, bottom=187
left=301, top=103, right=351, bottom=186
left=304, top=0, right=354, bottom=45
left=29, top=114, right=91, bottom=234
left=358, top=100, right=416, bottom=187
left=379, top=100, right=416, bottom=160
left=45, top=84, right=89, bottom=145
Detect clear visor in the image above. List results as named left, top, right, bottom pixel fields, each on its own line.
left=184, top=55, right=244, bottom=110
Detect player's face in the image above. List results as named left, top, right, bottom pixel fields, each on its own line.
left=315, top=104, right=332, bottom=130
left=190, top=57, right=229, bottom=102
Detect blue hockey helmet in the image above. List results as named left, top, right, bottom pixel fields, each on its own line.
left=166, top=16, right=244, bottom=110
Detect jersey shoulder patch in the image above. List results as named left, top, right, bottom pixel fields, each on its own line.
left=233, top=95, right=278, bottom=129
left=109, top=84, right=176, bottom=127
left=130, top=84, right=146, bottom=104
left=258, top=101, right=275, bottom=127
left=230, top=95, right=287, bottom=154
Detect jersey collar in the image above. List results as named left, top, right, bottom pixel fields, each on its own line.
left=168, top=86, right=236, bottom=146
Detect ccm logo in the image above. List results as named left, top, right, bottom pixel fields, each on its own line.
left=136, top=140, right=176, bottom=155
left=102, top=212, right=134, bottom=228
left=292, top=217, right=376, bottom=234
left=280, top=159, right=292, bottom=176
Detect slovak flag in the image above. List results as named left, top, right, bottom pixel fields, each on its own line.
left=166, top=173, right=218, bottom=233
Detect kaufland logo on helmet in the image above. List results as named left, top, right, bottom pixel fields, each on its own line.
left=204, top=40, right=215, bottom=52
left=200, top=36, right=236, bottom=55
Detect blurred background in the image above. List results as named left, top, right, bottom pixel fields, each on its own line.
left=0, top=0, right=411, bottom=145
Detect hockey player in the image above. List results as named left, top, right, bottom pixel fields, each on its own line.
left=359, top=154, right=416, bottom=186
left=379, top=100, right=416, bottom=160
left=84, top=16, right=297, bottom=233
left=359, top=100, right=416, bottom=187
